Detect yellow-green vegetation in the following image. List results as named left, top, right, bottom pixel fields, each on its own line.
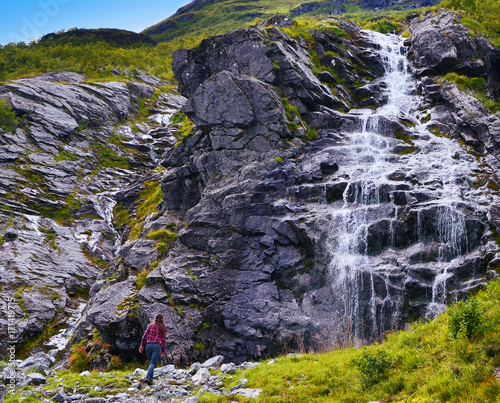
left=442, top=72, right=500, bottom=113
left=146, top=228, right=178, bottom=256
left=92, top=144, right=132, bottom=170
left=3, top=369, right=133, bottom=402
left=441, top=0, right=500, bottom=41
left=199, top=278, right=500, bottom=402
left=55, top=149, right=79, bottom=162
left=145, top=0, right=307, bottom=43
left=113, top=180, right=163, bottom=241
left=136, top=267, right=152, bottom=289
left=0, top=38, right=179, bottom=82
left=172, top=111, right=195, bottom=145
left=146, top=228, right=178, bottom=242
left=4, top=279, right=500, bottom=402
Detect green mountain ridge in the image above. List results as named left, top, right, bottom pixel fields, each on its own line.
left=143, top=0, right=440, bottom=43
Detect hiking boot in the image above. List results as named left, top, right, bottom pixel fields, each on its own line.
left=144, top=377, right=153, bottom=385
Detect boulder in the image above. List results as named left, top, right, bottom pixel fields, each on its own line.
left=86, top=279, right=142, bottom=355
left=25, top=373, right=46, bottom=385
left=192, top=367, right=210, bottom=385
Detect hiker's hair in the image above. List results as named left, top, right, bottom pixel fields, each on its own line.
left=154, top=313, right=166, bottom=336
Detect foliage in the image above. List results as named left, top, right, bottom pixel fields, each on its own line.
left=146, top=228, right=178, bottom=241
left=93, top=145, right=132, bottom=169
left=448, top=297, right=485, bottom=339
left=363, top=18, right=402, bottom=34
left=114, top=180, right=164, bottom=241
left=441, top=0, right=500, bottom=35
left=196, top=278, right=500, bottom=402
left=352, top=348, right=393, bottom=387
left=442, top=72, right=500, bottom=113
left=136, top=267, right=153, bottom=289
left=69, top=346, right=90, bottom=372
left=55, top=150, right=79, bottom=162
left=0, top=36, right=186, bottom=82
left=145, top=0, right=308, bottom=43
left=107, top=355, right=123, bottom=371
left=0, top=99, right=20, bottom=133
left=171, top=112, right=195, bottom=145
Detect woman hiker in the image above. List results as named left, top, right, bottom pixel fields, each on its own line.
left=139, top=313, right=166, bottom=385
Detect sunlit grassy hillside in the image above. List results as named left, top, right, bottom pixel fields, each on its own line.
left=202, top=279, right=500, bottom=402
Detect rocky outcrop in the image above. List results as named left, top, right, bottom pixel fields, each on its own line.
left=4, top=8, right=500, bottom=373
left=87, top=13, right=500, bottom=365
left=409, top=10, right=500, bottom=166
left=409, top=10, right=500, bottom=99
left=0, top=71, right=182, bottom=358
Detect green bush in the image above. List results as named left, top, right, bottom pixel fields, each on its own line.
left=447, top=297, right=485, bottom=339
left=146, top=228, right=177, bottom=242
left=0, top=99, right=19, bottom=132
left=352, top=348, right=392, bottom=387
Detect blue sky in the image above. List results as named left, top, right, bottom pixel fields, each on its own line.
left=0, top=0, right=192, bottom=45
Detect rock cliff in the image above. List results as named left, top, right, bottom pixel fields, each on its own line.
left=0, top=71, right=180, bottom=359
left=2, top=9, right=500, bottom=369
left=88, top=11, right=500, bottom=366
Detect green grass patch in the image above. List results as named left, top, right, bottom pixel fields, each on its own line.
left=443, top=72, right=500, bottom=113
left=114, top=180, right=164, bottom=241
left=146, top=228, right=178, bottom=242
left=198, top=278, right=500, bottom=402
left=172, top=112, right=195, bottom=145
left=55, top=149, right=79, bottom=162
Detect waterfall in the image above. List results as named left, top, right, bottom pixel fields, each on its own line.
left=325, top=31, right=490, bottom=345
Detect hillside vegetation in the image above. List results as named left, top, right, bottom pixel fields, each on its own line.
left=201, top=279, right=500, bottom=402
left=1, top=0, right=500, bottom=83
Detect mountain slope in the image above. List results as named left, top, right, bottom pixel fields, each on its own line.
left=143, top=0, right=440, bottom=43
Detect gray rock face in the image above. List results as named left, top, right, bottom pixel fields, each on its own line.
left=3, top=9, right=500, bottom=373
left=87, top=279, right=141, bottom=355
left=0, top=73, right=179, bottom=359
left=0, top=74, right=135, bottom=140
left=410, top=10, right=500, bottom=98
left=101, top=13, right=500, bottom=366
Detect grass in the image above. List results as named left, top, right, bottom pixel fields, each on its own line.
left=113, top=180, right=164, bottom=241
left=442, top=72, right=500, bottom=113
left=197, top=278, right=500, bottom=402
left=4, top=279, right=500, bottom=401
left=0, top=98, right=20, bottom=132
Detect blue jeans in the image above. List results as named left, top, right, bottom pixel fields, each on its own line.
left=145, top=343, right=161, bottom=381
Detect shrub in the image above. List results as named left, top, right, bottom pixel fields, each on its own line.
left=155, top=242, right=168, bottom=255
left=146, top=228, right=177, bottom=242
left=0, top=99, right=19, bottom=133
left=136, top=267, right=152, bottom=289
left=107, top=355, right=123, bottom=371
left=352, top=348, right=392, bottom=387
left=447, top=297, right=485, bottom=340
left=69, top=346, right=89, bottom=372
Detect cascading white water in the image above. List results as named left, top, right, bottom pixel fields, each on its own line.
left=325, top=30, right=491, bottom=344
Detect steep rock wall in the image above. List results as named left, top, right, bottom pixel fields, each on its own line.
left=86, top=13, right=500, bottom=365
